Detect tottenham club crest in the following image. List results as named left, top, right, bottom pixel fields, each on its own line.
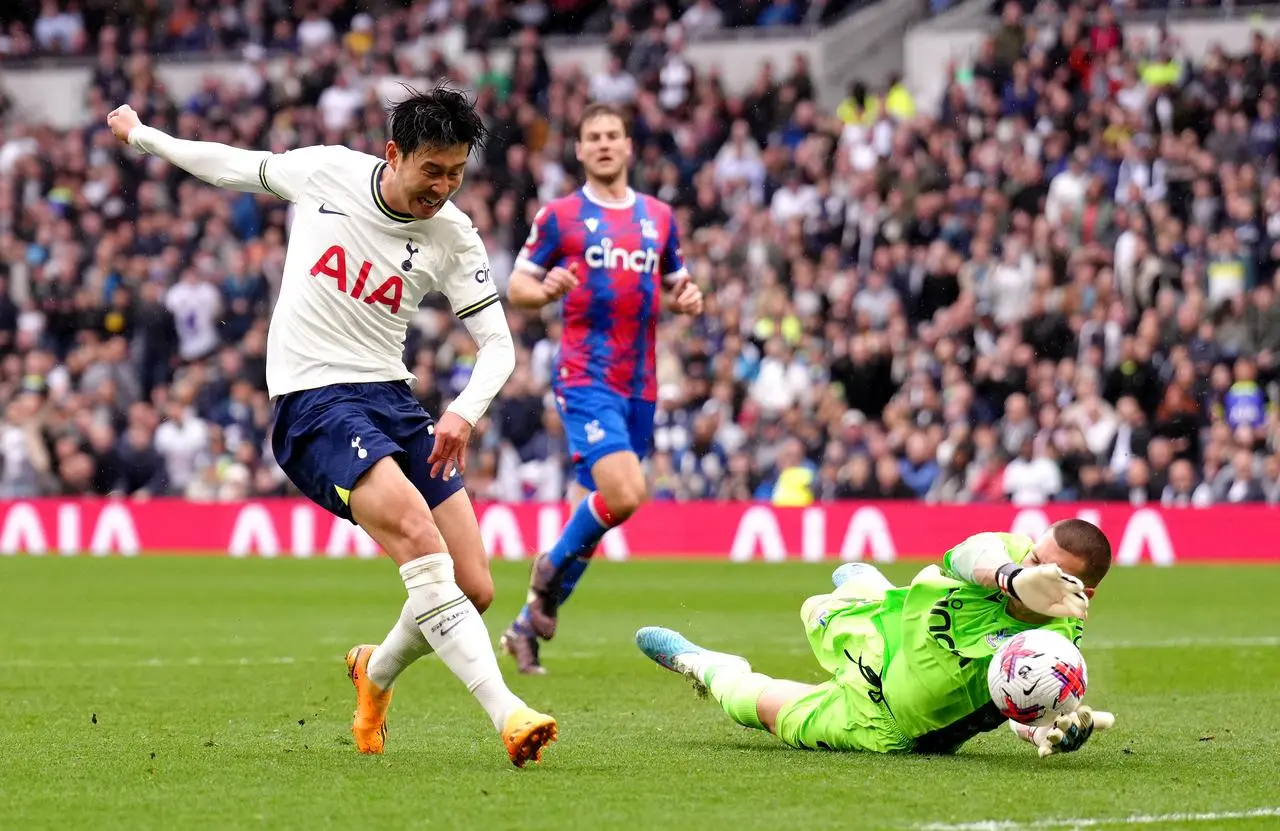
left=402, top=243, right=419, bottom=272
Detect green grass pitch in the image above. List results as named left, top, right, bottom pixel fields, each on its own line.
left=2, top=556, right=1279, bottom=831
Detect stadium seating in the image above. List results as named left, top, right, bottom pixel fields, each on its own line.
left=0, top=0, right=869, bottom=60
left=1, top=0, right=1278, bottom=511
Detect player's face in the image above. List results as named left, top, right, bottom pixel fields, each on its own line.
left=387, top=141, right=470, bottom=219
left=576, top=115, right=632, bottom=184
left=1029, top=533, right=1098, bottom=598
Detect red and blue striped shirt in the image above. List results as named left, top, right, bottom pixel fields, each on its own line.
left=515, top=186, right=687, bottom=402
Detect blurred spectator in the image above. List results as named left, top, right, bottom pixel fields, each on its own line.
left=1215, top=446, right=1268, bottom=504
left=166, top=266, right=223, bottom=363
left=681, top=0, right=725, bottom=39
left=1003, top=438, right=1062, bottom=506
left=154, top=388, right=210, bottom=495
left=1, top=392, right=51, bottom=497
left=770, top=438, right=817, bottom=506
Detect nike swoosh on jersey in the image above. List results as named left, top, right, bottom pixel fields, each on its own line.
left=318, top=203, right=349, bottom=216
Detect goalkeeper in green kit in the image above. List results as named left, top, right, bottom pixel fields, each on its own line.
left=636, top=519, right=1116, bottom=758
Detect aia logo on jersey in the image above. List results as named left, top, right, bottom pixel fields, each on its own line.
left=310, top=244, right=403, bottom=314
left=474, top=265, right=491, bottom=284
left=585, top=237, right=659, bottom=275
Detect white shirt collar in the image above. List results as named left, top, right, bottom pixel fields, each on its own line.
left=582, top=184, right=636, bottom=209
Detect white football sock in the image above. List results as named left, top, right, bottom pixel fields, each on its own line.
left=682, top=650, right=751, bottom=686
left=366, top=600, right=434, bottom=690
left=400, top=554, right=525, bottom=731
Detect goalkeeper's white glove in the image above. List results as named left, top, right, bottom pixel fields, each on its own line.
left=996, top=562, right=1089, bottom=619
left=1009, top=705, right=1116, bottom=758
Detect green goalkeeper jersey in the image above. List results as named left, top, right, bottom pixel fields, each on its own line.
left=874, top=533, right=1083, bottom=753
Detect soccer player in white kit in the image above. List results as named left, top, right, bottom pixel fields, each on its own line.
left=106, top=86, right=558, bottom=767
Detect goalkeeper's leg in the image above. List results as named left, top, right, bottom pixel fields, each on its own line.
left=705, top=667, right=911, bottom=755
left=799, top=563, right=895, bottom=676
left=634, top=627, right=816, bottom=733
left=636, top=627, right=912, bottom=753
left=719, top=670, right=815, bottom=734
left=802, top=563, right=894, bottom=630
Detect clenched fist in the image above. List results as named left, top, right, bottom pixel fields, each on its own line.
left=668, top=277, right=703, bottom=316
left=542, top=264, right=580, bottom=304
left=107, top=104, right=142, bottom=144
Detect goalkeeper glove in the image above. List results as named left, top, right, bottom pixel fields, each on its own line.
left=996, top=562, right=1089, bottom=619
left=1009, top=705, right=1116, bottom=758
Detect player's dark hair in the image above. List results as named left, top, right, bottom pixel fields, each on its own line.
left=576, top=102, right=630, bottom=140
left=387, top=83, right=489, bottom=156
left=1049, top=519, right=1112, bottom=586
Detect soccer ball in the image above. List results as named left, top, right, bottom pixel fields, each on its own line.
left=987, top=629, right=1087, bottom=727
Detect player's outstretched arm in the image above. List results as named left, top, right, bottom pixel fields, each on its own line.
left=1008, top=706, right=1116, bottom=758
left=943, top=533, right=1089, bottom=619
left=108, top=104, right=306, bottom=199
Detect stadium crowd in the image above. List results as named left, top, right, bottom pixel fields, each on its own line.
left=0, top=0, right=859, bottom=61
left=4, top=1, right=1280, bottom=509
left=993, top=0, right=1270, bottom=13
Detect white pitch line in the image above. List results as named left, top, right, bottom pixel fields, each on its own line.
left=1086, top=636, right=1280, bottom=650
left=4, top=656, right=323, bottom=669
left=915, top=806, right=1280, bottom=831
left=5, top=636, right=1276, bottom=669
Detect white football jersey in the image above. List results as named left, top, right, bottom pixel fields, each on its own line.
left=256, top=145, right=499, bottom=399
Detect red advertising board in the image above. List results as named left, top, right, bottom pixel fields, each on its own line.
left=0, top=498, right=1274, bottom=564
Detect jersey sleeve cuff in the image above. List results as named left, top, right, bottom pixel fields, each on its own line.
left=513, top=257, right=547, bottom=277
left=444, top=402, right=479, bottom=426
left=258, top=157, right=286, bottom=200
left=455, top=294, right=500, bottom=320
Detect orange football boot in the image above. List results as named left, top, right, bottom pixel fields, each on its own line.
left=345, top=644, right=394, bottom=754
left=501, top=706, right=558, bottom=768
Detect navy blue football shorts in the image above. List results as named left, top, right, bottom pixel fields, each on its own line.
left=271, top=381, right=464, bottom=525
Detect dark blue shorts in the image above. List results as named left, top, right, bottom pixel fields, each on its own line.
left=271, top=381, right=463, bottom=524
left=554, top=384, right=656, bottom=491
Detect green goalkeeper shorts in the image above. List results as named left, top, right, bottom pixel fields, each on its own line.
left=774, top=573, right=915, bottom=754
